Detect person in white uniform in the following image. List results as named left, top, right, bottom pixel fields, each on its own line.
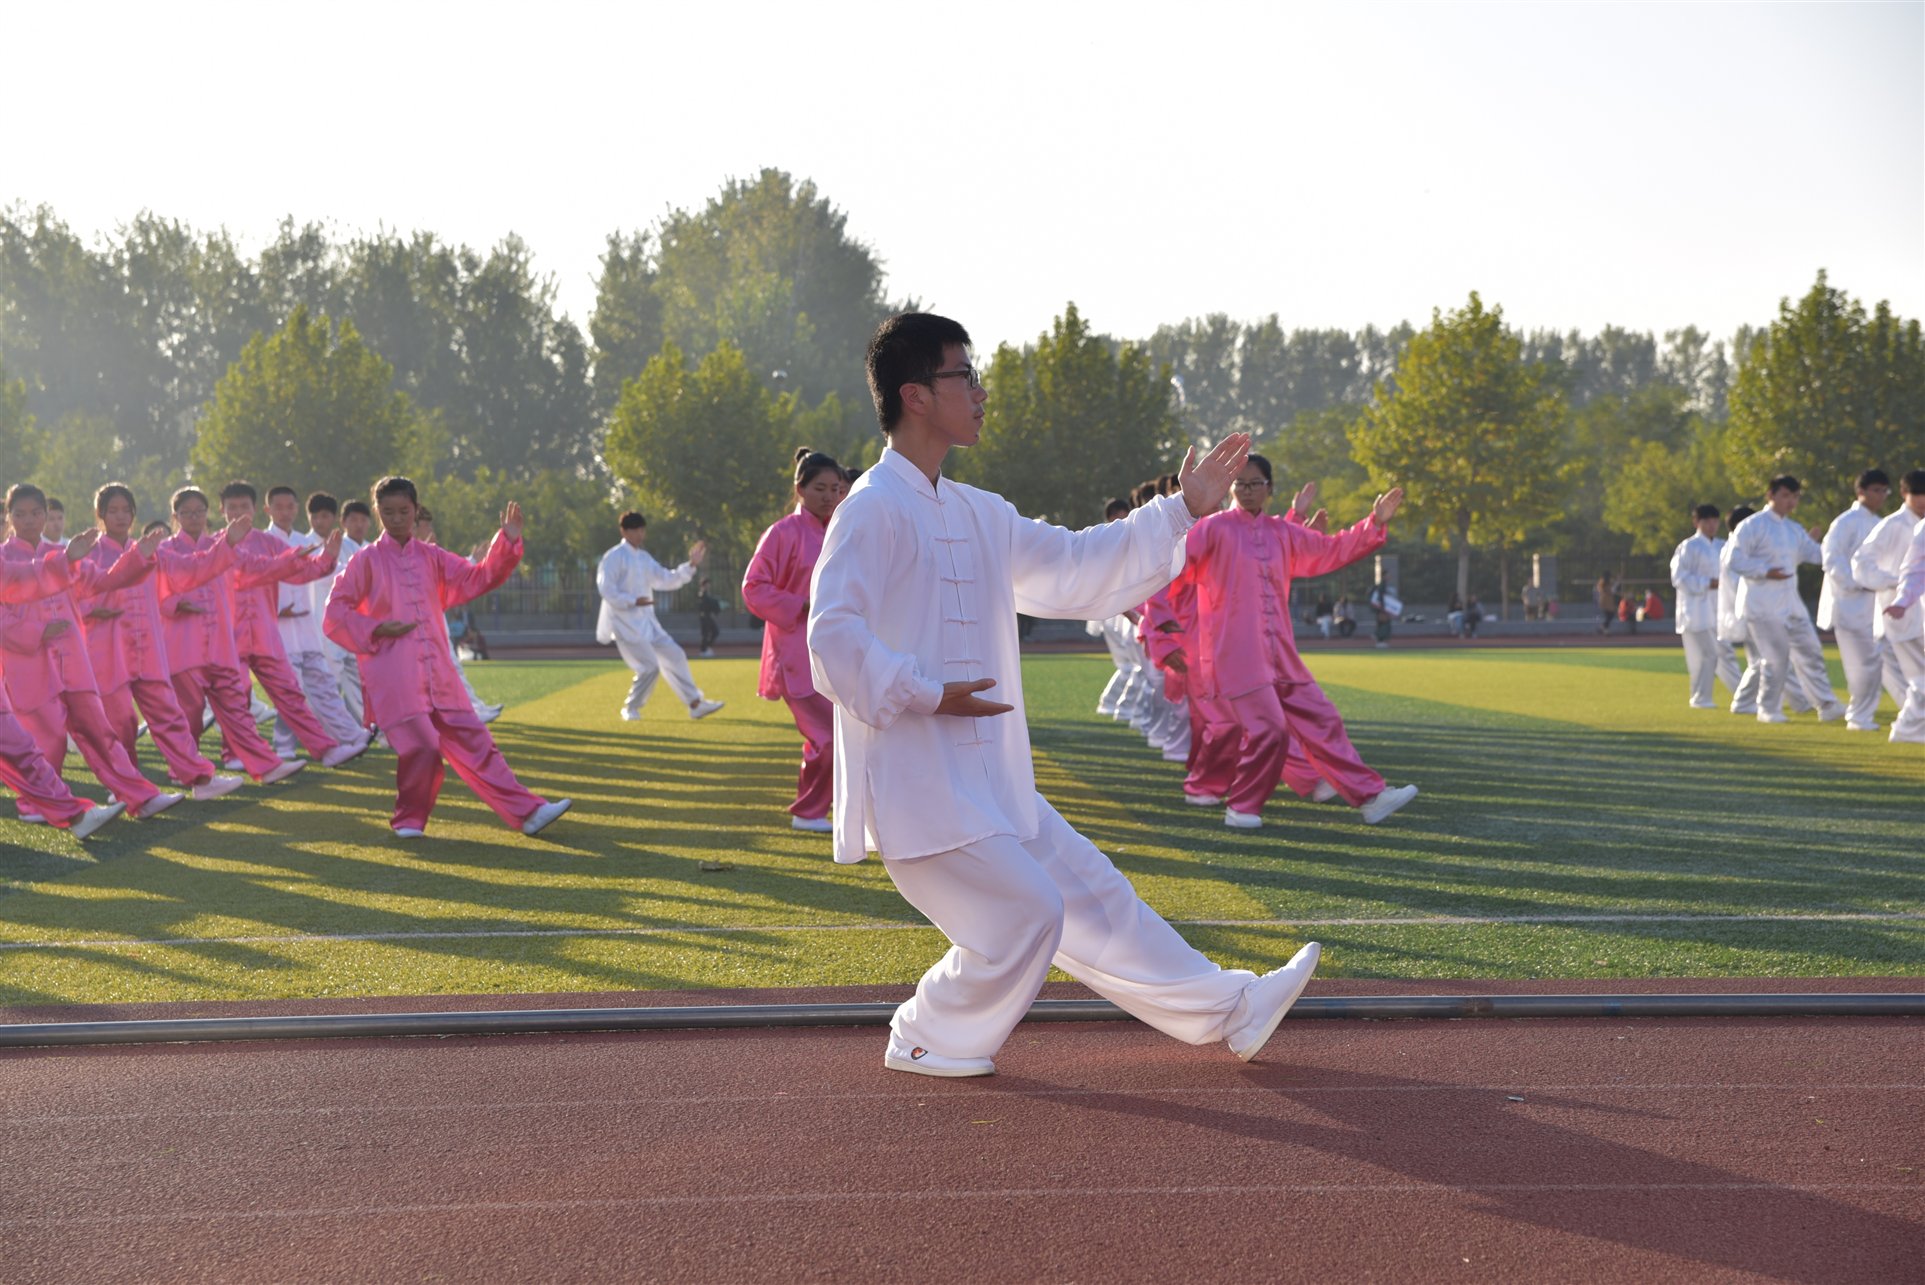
left=1670, top=504, right=1741, bottom=709
left=1817, top=469, right=1894, bottom=732
left=1856, top=468, right=1925, bottom=744
left=321, top=498, right=370, bottom=726
left=595, top=512, right=723, bottom=722
left=808, top=312, right=1320, bottom=1080
left=266, top=488, right=370, bottom=757
left=1726, top=475, right=1845, bottom=724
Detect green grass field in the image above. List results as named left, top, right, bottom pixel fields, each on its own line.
left=1, top=646, right=1919, bottom=1007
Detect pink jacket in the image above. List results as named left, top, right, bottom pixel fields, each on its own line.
left=324, top=531, right=521, bottom=726
left=74, top=534, right=233, bottom=690
left=1185, top=507, right=1385, bottom=699
left=1137, top=587, right=1187, bottom=700
left=230, top=529, right=334, bottom=662
left=0, top=536, right=147, bottom=705
left=742, top=508, right=828, bottom=700
left=0, top=553, right=76, bottom=714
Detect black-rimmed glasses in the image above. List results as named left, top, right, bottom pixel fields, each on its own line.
left=920, top=366, right=983, bottom=390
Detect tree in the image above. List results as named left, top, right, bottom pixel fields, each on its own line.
left=950, top=304, right=1180, bottom=527
left=1602, top=419, right=1736, bottom=556
left=1726, top=272, right=1925, bottom=515
left=588, top=230, right=662, bottom=420
left=1262, top=404, right=1374, bottom=527
left=1351, top=293, right=1567, bottom=604
left=0, top=362, right=38, bottom=484
left=191, top=306, right=434, bottom=501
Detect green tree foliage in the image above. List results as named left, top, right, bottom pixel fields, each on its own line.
left=951, top=304, right=1180, bottom=527
left=191, top=306, right=434, bottom=501
left=0, top=362, right=38, bottom=484
left=1352, top=293, right=1567, bottom=602
left=588, top=230, right=663, bottom=420
left=422, top=464, right=615, bottom=569
left=601, top=342, right=794, bottom=563
left=1601, top=407, right=1736, bottom=556
left=1262, top=404, right=1374, bottom=527
left=1726, top=272, right=1925, bottom=515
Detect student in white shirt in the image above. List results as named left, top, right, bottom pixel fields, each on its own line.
left=1856, top=468, right=1925, bottom=743
left=267, top=488, right=368, bottom=755
left=595, top=513, right=722, bottom=722
left=1670, top=504, right=1740, bottom=709
left=1726, top=475, right=1845, bottom=724
left=325, top=500, right=372, bottom=725
left=808, top=312, right=1319, bottom=1080
left=1817, top=469, right=1893, bottom=731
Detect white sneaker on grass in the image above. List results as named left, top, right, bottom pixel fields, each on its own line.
left=1310, top=779, right=1340, bottom=803
left=1224, top=807, right=1262, bottom=830
left=521, top=798, right=573, bottom=837
left=320, top=738, right=368, bottom=769
left=70, top=802, right=126, bottom=840
left=1226, top=942, right=1322, bottom=1062
left=691, top=699, right=725, bottom=720
left=1358, top=784, right=1418, bottom=825
left=262, top=759, right=306, bottom=785
left=393, top=827, right=426, bottom=839
left=136, top=791, right=185, bottom=819
left=191, top=775, right=245, bottom=802
left=791, top=815, right=833, bottom=832
left=1184, top=793, right=1224, bottom=807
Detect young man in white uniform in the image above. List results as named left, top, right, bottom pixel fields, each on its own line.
left=267, top=488, right=369, bottom=756
left=321, top=499, right=369, bottom=726
left=1817, top=469, right=1893, bottom=731
left=1855, top=469, right=1925, bottom=744
left=808, top=312, right=1320, bottom=1079
left=1727, top=475, right=1845, bottom=724
left=1670, top=504, right=1740, bottom=709
left=595, top=512, right=723, bottom=722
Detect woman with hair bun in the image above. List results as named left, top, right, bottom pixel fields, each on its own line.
left=741, top=447, right=846, bottom=833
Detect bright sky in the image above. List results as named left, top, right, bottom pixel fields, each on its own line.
left=12, top=1, right=1922, bottom=351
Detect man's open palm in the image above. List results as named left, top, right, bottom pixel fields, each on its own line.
left=1179, top=433, right=1253, bottom=519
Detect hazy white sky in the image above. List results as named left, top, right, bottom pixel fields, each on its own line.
left=12, top=0, right=1922, bottom=350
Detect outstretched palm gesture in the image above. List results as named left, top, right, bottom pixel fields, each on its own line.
left=501, top=501, right=524, bottom=542
left=1371, top=487, right=1406, bottom=525
left=63, top=528, right=101, bottom=561
left=1178, top=432, right=1253, bottom=519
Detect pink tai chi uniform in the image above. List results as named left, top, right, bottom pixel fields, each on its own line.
left=0, top=536, right=164, bottom=814
left=324, top=529, right=548, bottom=833
left=742, top=506, right=834, bottom=822
left=228, top=529, right=343, bottom=759
left=72, top=533, right=230, bottom=786
left=156, top=531, right=290, bottom=780
left=0, top=555, right=106, bottom=826
left=1186, top=507, right=1388, bottom=817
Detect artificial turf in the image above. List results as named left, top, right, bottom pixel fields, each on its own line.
left=0, top=646, right=1918, bottom=1006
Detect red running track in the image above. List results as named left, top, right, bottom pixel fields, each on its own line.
left=3, top=990, right=1921, bottom=1283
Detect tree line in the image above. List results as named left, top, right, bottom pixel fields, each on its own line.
left=3, top=171, right=1920, bottom=604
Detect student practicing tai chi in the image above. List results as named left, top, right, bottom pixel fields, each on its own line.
left=809, top=313, right=1320, bottom=1079
left=741, top=448, right=845, bottom=833
left=265, top=488, right=369, bottom=754
left=72, top=484, right=247, bottom=799
left=1184, top=460, right=1417, bottom=829
left=0, top=485, right=184, bottom=821
left=1818, top=469, right=1897, bottom=732
left=315, top=497, right=370, bottom=727
left=324, top=478, right=570, bottom=838
left=595, top=511, right=723, bottom=722
left=1670, top=504, right=1742, bottom=709
left=0, top=530, right=128, bottom=838
left=1727, top=475, right=1846, bottom=724
left=1853, top=469, right=1925, bottom=743
left=1873, top=476, right=1925, bottom=745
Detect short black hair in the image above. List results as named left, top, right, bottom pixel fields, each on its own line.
left=95, top=483, right=136, bottom=516
left=306, top=491, right=339, bottom=516
left=45, top=497, right=64, bottom=514
left=1692, top=503, right=1721, bottom=522
left=1767, top=474, right=1801, bottom=496
left=1857, top=468, right=1891, bottom=491
left=219, top=480, right=258, bottom=504
left=619, top=510, right=647, bottom=531
left=171, top=486, right=208, bottom=513
left=1904, top=469, right=1925, bottom=496
left=342, top=499, right=372, bottom=519
left=1244, top=454, right=1273, bottom=485
left=266, top=485, right=298, bottom=504
left=1728, top=503, right=1756, bottom=528
left=141, top=519, right=170, bottom=538
left=5, top=483, right=46, bottom=512
left=414, top=506, right=434, bottom=524
left=1104, top=497, right=1131, bottom=519
left=373, top=476, right=418, bottom=505
left=866, top=312, right=972, bottom=433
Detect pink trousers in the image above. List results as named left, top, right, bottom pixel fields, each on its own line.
left=102, top=679, right=217, bottom=787
left=1225, top=681, right=1385, bottom=816
left=0, top=709, right=92, bottom=825
left=386, top=706, right=543, bottom=833
left=14, top=690, right=162, bottom=812
left=783, top=692, right=834, bottom=820
left=244, top=651, right=338, bottom=758
left=1186, top=694, right=1325, bottom=801
left=172, top=664, right=285, bottom=779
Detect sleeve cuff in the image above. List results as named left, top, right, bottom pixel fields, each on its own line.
left=906, top=673, right=945, bottom=716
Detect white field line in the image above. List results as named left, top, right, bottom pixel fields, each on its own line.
left=1, top=911, right=1923, bottom=952
left=1, top=1183, right=1919, bottom=1228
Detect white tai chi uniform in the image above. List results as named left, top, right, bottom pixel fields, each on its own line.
left=321, top=533, right=366, bottom=725
left=1671, top=531, right=1738, bottom=708
left=1865, top=515, right=1925, bottom=744
left=1818, top=501, right=1893, bottom=730
left=1849, top=506, right=1922, bottom=721
left=595, top=542, right=708, bottom=718
left=268, top=524, right=365, bottom=753
left=808, top=447, right=1265, bottom=1061
left=1728, top=508, right=1843, bottom=722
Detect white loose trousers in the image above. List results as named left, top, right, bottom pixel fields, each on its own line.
left=324, top=637, right=365, bottom=725
left=1681, top=630, right=1725, bottom=708
left=1832, top=622, right=1891, bottom=728
left=273, top=649, right=366, bottom=755
left=1748, top=610, right=1843, bottom=721
left=883, top=794, right=1255, bottom=1059
left=614, top=631, right=702, bottom=715
left=1890, top=637, right=1925, bottom=743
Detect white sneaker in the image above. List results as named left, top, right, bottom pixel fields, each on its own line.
left=475, top=703, right=503, bottom=724
left=691, top=699, right=725, bottom=720
left=1689, top=700, right=1718, bottom=710
left=191, top=775, right=245, bottom=802
left=619, top=708, right=642, bottom=722
left=320, top=739, right=367, bottom=769
left=1226, top=942, right=1322, bottom=1062
left=262, top=759, right=306, bottom=785
left=1758, top=712, right=1788, bottom=725
left=393, top=827, right=426, bottom=839
left=1310, top=779, right=1340, bottom=803
left=135, top=722, right=150, bottom=741
left=136, top=791, right=185, bottom=820
left=1359, top=784, right=1419, bottom=825
left=791, top=815, right=833, bottom=832
left=1817, top=706, right=1847, bottom=723
left=18, top=811, right=47, bottom=825
left=1845, top=721, right=1880, bottom=733
left=1184, top=793, right=1224, bottom=807
left=70, top=802, right=126, bottom=840
left=520, top=797, right=573, bottom=836
left=222, top=758, right=245, bottom=772
left=883, top=1035, right=995, bottom=1078
left=1161, top=742, right=1190, bottom=763
left=1225, top=807, right=1262, bottom=829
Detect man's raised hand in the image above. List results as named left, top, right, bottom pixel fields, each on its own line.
left=1178, top=432, right=1253, bottom=519
left=135, top=527, right=167, bottom=558
left=63, top=528, right=101, bottom=561
left=935, top=677, right=1014, bottom=718
left=1306, top=509, right=1330, bottom=534
left=501, top=501, right=523, bottom=542
left=322, top=528, right=344, bottom=560
left=1290, top=481, right=1319, bottom=519
left=689, top=539, right=709, bottom=568
left=1371, top=486, right=1407, bottom=525
left=223, top=515, right=250, bottom=545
